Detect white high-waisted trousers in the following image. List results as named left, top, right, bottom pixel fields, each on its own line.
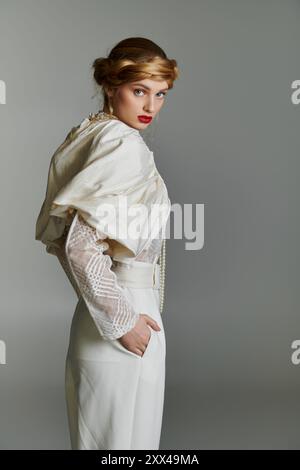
left=64, top=260, right=166, bottom=450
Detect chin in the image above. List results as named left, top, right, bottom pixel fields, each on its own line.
left=127, top=123, right=141, bottom=131
left=124, top=117, right=151, bottom=130
left=127, top=121, right=146, bottom=131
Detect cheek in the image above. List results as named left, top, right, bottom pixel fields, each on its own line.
left=117, top=90, right=132, bottom=105
left=129, top=96, right=142, bottom=110
left=122, top=93, right=137, bottom=107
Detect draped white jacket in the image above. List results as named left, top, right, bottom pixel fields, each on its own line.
left=35, top=112, right=171, bottom=341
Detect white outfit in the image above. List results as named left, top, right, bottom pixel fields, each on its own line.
left=35, top=112, right=171, bottom=450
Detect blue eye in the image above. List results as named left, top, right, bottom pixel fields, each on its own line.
left=133, top=89, right=167, bottom=98
left=134, top=89, right=144, bottom=96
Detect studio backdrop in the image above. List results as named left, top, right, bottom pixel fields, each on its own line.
left=0, top=0, right=299, bottom=449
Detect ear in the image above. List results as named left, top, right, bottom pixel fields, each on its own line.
left=105, top=86, right=114, bottom=98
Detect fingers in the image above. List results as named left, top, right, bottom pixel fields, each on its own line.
left=143, top=314, right=161, bottom=331
left=103, top=245, right=114, bottom=256
left=137, top=338, right=150, bottom=357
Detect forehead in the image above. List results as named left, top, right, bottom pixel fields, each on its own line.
left=128, top=79, right=169, bottom=91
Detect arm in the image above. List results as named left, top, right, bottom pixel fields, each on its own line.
left=54, top=236, right=82, bottom=299
left=64, top=210, right=140, bottom=341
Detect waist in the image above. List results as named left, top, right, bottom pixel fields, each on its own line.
left=111, top=259, right=160, bottom=289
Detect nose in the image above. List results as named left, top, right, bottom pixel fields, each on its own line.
left=144, top=97, right=155, bottom=114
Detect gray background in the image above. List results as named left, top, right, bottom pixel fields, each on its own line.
left=0, top=0, right=299, bottom=449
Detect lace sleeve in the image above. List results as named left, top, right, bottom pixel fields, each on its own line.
left=64, top=211, right=140, bottom=341
left=54, top=239, right=82, bottom=299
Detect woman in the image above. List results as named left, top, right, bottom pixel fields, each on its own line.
left=35, top=37, right=179, bottom=450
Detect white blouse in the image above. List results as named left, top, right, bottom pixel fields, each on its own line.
left=35, top=111, right=170, bottom=341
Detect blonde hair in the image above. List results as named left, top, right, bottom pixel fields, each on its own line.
left=92, top=37, right=179, bottom=114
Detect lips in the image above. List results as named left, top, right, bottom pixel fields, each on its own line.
left=138, top=115, right=152, bottom=123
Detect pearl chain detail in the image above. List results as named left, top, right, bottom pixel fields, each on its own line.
left=88, top=110, right=119, bottom=122
left=159, top=237, right=166, bottom=314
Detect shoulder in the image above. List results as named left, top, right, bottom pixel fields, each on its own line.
left=91, top=118, right=152, bottom=162
left=93, top=118, right=141, bottom=146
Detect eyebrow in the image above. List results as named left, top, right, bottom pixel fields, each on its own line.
left=131, top=82, right=169, bottom=92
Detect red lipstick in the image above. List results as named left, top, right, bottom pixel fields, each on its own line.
left=138, top=115, right=152, bottom=123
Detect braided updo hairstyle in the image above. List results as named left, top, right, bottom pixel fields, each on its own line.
left=92, top=37, right=179, bottom=115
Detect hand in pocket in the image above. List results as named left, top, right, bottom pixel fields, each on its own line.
left=118, top=313, right=160, bottom=357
